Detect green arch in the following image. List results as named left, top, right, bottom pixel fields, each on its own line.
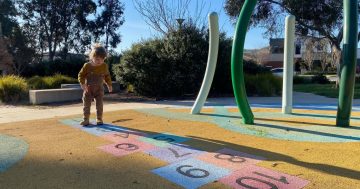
left=231, top=0, right=257, bottom=124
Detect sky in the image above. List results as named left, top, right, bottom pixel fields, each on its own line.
left=116, top=0, right=269, bottom=53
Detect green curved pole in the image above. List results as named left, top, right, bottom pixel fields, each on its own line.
left=336, top=0, right=358, bottom=127
left=231, top=0, right=257, bottom=124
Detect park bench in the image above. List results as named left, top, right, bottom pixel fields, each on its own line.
left=29, top=81, right=122, bottom=104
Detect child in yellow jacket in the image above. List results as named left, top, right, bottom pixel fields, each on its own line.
left=78, top=43, right=112, bottom=126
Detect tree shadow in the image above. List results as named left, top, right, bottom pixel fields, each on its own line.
left=292, top=112, right=360, bottom=121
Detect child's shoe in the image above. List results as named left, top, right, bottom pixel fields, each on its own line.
left=80, top=119, right=90, bottom=126
left=96, top=118, right=103, bottom=125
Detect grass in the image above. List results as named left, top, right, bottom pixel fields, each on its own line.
left=294, top=84, right=360, bottom=99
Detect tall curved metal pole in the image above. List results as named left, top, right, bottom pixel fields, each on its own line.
left=191, top=12, right=219, bottom=114
left=282, top=15, right=295, bottom=114
left=231, top=0, right=257, bottom=124
left=336, top=0, right=358, bottom=127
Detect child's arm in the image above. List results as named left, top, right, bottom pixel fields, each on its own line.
left=104, top=64, right=113, bottom=92
left=78, top=64, right=89, bottom=92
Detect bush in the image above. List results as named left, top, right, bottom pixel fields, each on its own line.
left=114, top=23, right=208, bottom=97
left=0, top=75, right=28, bottom=103
left=245, top=74, right=282, bottom=96
left=27, top=76, right=47, bottom=89
left=311, top=74, right=330, bottom=84
left=27, top=74, right=78, bottom=89
left=293, top=75, right=312, bottom=84
left=22, top=58, right=85, bottom=78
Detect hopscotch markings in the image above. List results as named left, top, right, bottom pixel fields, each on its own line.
left=219, top=164, right=309, bottom=189
left=152, top=158, right=231, bottom=189
left=60, top=119, right=310, bottom=189
left=146, top=144, right=205, bottom=163
left=100, top=125, right=148, bottom=142
left=59, top=118, right=148, bottom=137
left=98, top=138, right=156, bottom=157
left=139, top=133, right=190, bottom=147
left=59, top=118, right=84, bottom=129
left=197, top=148, right=266, bottom=170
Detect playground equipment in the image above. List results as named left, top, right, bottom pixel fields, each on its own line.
left=336, top=0, right=358, bottom=127
left=231, top=0, right=256, bottom=124
left=282, top=15, right=295, bottom=114
left=191, top=12, right=219, bottom=114
left=231, top=0, right=358, bottom=127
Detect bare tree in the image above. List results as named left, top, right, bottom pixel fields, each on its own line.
left=317, top=38, right=331, bottom=72
left=249, top=47, right=269, bottom=65
left=133, top=0, right=210, bottom=35
left=302, top=37, right=316, bottom=72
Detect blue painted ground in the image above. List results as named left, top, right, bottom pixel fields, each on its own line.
left=0, top=134, right=28, bottom=172
left=136, top=107, right=360, bottom=143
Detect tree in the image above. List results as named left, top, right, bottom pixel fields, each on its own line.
left=133, top=0, right=209, bottom=35
left=302, top=37, right=315, bottom=72
left=0, top=36, right=13, bottom=75
left=0, top=0, right=18, bottom=37
left=249, top=47, right=269, bottom=65
left=7, top=27, right=35, bottom=75
left=224, top=0, right=352, bottom=75
left=317, top=38, right=331, bottom=72
left=19, top=0, right=97, bottom=61
left=90, top=0, right=125, bottom=51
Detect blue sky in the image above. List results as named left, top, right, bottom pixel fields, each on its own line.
left=116, top=0, right=269, bottom=53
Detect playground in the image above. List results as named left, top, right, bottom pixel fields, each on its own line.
left=1, top=0, right=360, bottom=188
left=0, top=93, right=360, bottom=189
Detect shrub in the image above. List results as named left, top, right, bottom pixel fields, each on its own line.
left=311, top=74, right=330, bottom=84
left=245, top=74, right=282, bottom=96
left=27, top=74, right=78, bottom=89
left=27, top=76, right=47, bottom=89
left=0, top=75, right=28, bottom=103
left=114, top=23, right=208, bottom=97
left=22, top=58, right=85, bottom=78
left=293, top=75, right=312, bottom=84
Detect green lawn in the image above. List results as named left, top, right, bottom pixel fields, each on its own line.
left=293, top=84, right=360, bottom=99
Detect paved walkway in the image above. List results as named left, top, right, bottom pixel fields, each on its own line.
left=1, top=92, right=360, bottom=124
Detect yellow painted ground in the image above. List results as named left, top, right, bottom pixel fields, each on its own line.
left=0, top=108, right=359, bottom=189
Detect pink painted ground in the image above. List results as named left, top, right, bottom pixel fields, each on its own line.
left=197, top=148, right=265, bottom=170
left=219, top=164, right=309, bottom=189
left=97, top=138, right=155, bottom=157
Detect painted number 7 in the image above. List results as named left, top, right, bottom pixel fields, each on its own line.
left=168, top=148, right=192, bottom=158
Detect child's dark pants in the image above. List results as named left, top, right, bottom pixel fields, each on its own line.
left=82, top=72, right=104, bottom=120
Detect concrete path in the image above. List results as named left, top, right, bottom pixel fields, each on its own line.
left=1, top=92, right=359, bottom=124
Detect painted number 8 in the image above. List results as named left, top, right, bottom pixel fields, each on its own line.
left=176, top=165, right=210, bottom=178
left=215, top=153, right=246, bottom=163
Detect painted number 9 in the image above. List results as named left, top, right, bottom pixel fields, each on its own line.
left=176, top=165, right=210, bottom=178
left=115, top=143, right=139, bottom=151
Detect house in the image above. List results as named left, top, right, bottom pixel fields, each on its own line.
left=246, top=37, right=334, bottom=69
